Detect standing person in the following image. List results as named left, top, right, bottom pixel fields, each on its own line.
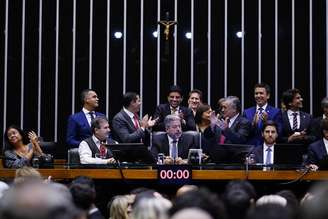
left=310, top=97, right=328, bottom=141
left=78, top=117, right=116, bottom=165
left=66, top=89, right=105, bottom=148
left=280, top=88, right=315, bottom=144
left=111, top=92, right=157, bottom=143
left=243, top=83, right=283, bottom=146
left=153, top=85, right=196, bottom=131
left=188, top=89, right=203, bottom=116
left=4, top=125, right=43, bottom=168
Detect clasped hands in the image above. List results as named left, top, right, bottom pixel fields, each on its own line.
left=252, top=111, right=268, bottom=126
left=210, top=112, right=228, bottom=130
left=140, top=114, right=159, bottom=129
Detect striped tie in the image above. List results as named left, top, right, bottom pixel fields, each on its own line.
left=292, top=112, right=298, bottom=130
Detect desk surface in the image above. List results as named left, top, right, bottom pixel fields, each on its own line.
left=1, top=168, right=328, bottom=181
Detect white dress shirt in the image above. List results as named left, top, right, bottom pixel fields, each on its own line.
left=82, top=108, right=95, bottom=126
left=228, top=113, right=239, bottom=128
left=170, top=106, right=180, bottom=115
left=256, top=103, right=268, bottom=113
left=79, top=135, right=108, bottom=164
left=123, top=107, right=144, bottom=131
left=263, top=143, right=274, bottom=164
left=287, top=109, right=300, bottom=130
left=323, top=138, right=328, bottom=155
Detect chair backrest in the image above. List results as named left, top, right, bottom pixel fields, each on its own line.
left=39, top=141, right=56, bottom=155
left=67, top=148, right=80, bottom=167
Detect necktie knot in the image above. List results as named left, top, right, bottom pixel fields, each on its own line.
left=292, top=112, right=298, bottom=117
left=258, top=107, right=264, bottom=114
left=89, top=112, right=95, bottom=120
left=171, top=108, right=177, bottom=114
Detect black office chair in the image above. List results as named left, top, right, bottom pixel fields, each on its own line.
left=67, top=148, right=81, bottom=168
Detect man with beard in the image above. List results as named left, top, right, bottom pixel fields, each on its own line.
left=250, top=120, right=278, bottom=166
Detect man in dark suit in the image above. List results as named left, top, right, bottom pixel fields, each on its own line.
left=311, top=97, right=328, bottom=141
left=243, top=83, right=283, bottom=146
left=307, top=118, right=328, bottom=171
left=251, top=121, right=278, bottom=166
left=219, top=96, right=251, bottom=144
left=66, top=89, right=105, bottom=148
left=153, top=85, right=196, bottom=131
left=280, top=88, right=315, bottom=144
left=151, top=114, right=198, bottom=164
left=111, top=92, right=157, bottom=143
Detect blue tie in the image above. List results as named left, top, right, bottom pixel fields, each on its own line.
left=171, top=140, right=178, bottom=159
left=265, top=148, right=272, bottom=165
left=258, top=107, right=264, bottom=130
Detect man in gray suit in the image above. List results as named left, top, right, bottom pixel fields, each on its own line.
left=151, top=114, right=198, bottom=164
left=219, top=96, right=251, bottom=144
left=111, top=92, right=157, bottom=143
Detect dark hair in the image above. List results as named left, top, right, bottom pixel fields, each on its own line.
left=254, top=83, right=271, bottom=95
left=224, top=180, right=257, bottom=200
left=170, top=188, right=226, bottom=219
left=3, top=125, right=29, bottom=152
left=281, top=88, right=301, bottom=110
left=122, top=92, right=138, bottom=108
left=223, top=189, right=252, bottom=219
left=246, top=204, right=292, bottom=219
left=321, top=97, right=328, bottom=109
left=69, top=183, right=96, bottom=210
left=168, top=85, right=183, bottom=97
left=80, top=89, right=94, bottom=105
left=188, top=89, right=203, bottom=102
left=71, top=176, right=95, bottom=189
left=261, top=120, right=278, bottom=133
left=90, top=116, right=108, bottom=134
left=194, top=104, right=211, bottom=125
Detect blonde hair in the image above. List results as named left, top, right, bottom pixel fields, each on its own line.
left=14, top=167, right=42, bottom=184
left=109, top=195, right=129, bottom=219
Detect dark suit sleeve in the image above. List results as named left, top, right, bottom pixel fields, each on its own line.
left=273, top=110, right=283, bottom=138
left=66, top=115, right=81, bottom=148
left=223, top=118, right=251, bottom=144
left=307, top=143, right=320, bottom=165
left=153, top=105, right=166, bottom=131
left=182, top=108, right=196, bottom=131
left=112, top=115, right=145, bottom=143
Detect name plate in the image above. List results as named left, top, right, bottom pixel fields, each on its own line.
left=157, top=165, right=192, bottom=185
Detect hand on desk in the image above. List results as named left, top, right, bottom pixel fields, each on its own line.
left=163, top=156, right=188, bottom=165
left=107, top=158, right=116, bottom=164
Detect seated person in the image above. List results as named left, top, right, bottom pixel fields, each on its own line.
left=280, top=88, right=315, bottom=144
left=311, top=97, right=328, bottom=141
left=151, top=115, right=198, bottom=164
left=4, top=125, right=43, bottom=168
left=307, top=118, right=328, bottom=171
left=188, top=89, right=203, bottom=116
left=111, top=92, right=157, bottom=143
left=79, top=116, right=117, bottom=164
left=194, top=104, right=222, bottom=154
left=153, top=85, right=196, bottom=132
left=250, top=120, right=278, bottom=166
left=66, top=89, right=105, bottom=148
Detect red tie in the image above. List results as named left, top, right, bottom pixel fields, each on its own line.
left=133, top=114, right=140, bottom=129
left=99, top=144, right=107, bottom=158
left=219, top=134, right=226, bottom=144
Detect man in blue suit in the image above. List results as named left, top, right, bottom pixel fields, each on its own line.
left=307, top=118, right=328, bottom=171
left=66, top=89, right=105, bottom=148
left=243, top=83, right=283, bottom=146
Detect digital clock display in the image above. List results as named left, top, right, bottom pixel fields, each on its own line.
left=157, top=165, right=192, bottom=185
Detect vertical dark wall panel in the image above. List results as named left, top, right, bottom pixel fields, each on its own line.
left=143, top=0, right=157, bottom=115
left=7, top=0, right=22, bottom=127
left=244, top=0, right=259, bottom=108
left=261, top=0, right=276, bottom=106
left=194, top=0, right=208, bottom=102
left=210, top=0, right=225, bottom=109
left=23, top=0, right=39, bottom=132
left=0, top=0, right=5, bottom=144
left=40, top=0, right=56, bottom=140
left=57, top=0, right=73, bottom=153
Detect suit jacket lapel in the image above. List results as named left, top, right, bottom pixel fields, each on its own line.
left=320, top=140, right=328, bottom=157
left=121, top=110, right=136, bottom=131
left=299, top=111, right=306, bottom=131
left=282, top=111, right=292, bottom=133
left=163, top=134, right=170, bottom=155
left=80, top=111, right=91, bottom=128
left=230, top=115, right=240, bottom=130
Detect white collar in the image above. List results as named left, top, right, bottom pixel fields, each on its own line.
left=263, top=143, right=274, bottom=151
left=82, top=107, right=94, bottom=114
left=256, top=103, right=268, bottom=111
left=123, top=107, right=135, bottom=119
left=287, top=109, right=300, bottom=117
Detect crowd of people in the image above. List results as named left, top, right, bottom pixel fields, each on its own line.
left=0, top=167, right=327, bottom=219
left=3, top=83, right=328, bottom=170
